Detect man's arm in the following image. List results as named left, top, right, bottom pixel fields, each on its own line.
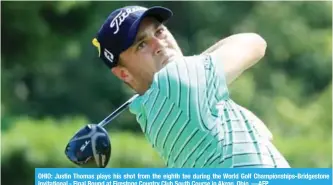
left=201, top=33, right=267, bottom=85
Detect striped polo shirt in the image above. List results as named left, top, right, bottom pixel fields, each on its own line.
left=129, top=54, right=290, bottom=168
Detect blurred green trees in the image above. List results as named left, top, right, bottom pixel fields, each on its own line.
left=1, top=1, right=332, bottom=184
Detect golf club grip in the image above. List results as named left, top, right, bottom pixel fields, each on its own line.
left=98, top=94, right=139, bottom=127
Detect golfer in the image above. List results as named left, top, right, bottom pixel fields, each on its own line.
left=92, top=5, right=290, bottom=168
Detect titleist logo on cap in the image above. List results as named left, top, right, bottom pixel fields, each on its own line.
left=110, top=7, right=146, bottom=34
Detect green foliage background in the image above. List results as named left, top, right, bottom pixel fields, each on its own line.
left=1, top=1, right=332, bottom=185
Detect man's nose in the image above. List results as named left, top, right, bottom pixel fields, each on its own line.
left=151, top=37, right=166, bottom=55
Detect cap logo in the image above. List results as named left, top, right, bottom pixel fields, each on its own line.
left=110, top=7, right=146, bottom=34
left=104, top=48, right=114, bottom=63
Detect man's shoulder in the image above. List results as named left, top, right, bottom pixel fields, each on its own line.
left=181, top=54, right=211, bottom=63
left=144, top=54, right=213, bottom=98
left=155, top=54, right=211, bottom=76
left=151, top=56, right=196, bottom=87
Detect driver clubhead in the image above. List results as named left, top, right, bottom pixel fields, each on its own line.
left=65, top=124, right=111, bottom=168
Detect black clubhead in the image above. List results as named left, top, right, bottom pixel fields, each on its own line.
left=65, top=124, right=111, bottom=168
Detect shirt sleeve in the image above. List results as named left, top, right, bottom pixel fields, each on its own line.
left=202, top=53, right=230, bottom=101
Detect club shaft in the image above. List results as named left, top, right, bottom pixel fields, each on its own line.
left=98, top=94, right=139, bottom=127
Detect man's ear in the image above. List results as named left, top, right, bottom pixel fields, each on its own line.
left=111, top=66, right=132, bottom=83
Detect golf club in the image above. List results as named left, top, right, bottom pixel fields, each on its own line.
left=64, top=94, right=139, bottom=168
left=98, top=94, right=139, bottom=127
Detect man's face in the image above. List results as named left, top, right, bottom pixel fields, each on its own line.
left=111, top=17, right=183, bottom=94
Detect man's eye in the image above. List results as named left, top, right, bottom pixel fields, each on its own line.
left=137, top=41, right=146, bottom=50
left=156, top=28, right=165, bottom=36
